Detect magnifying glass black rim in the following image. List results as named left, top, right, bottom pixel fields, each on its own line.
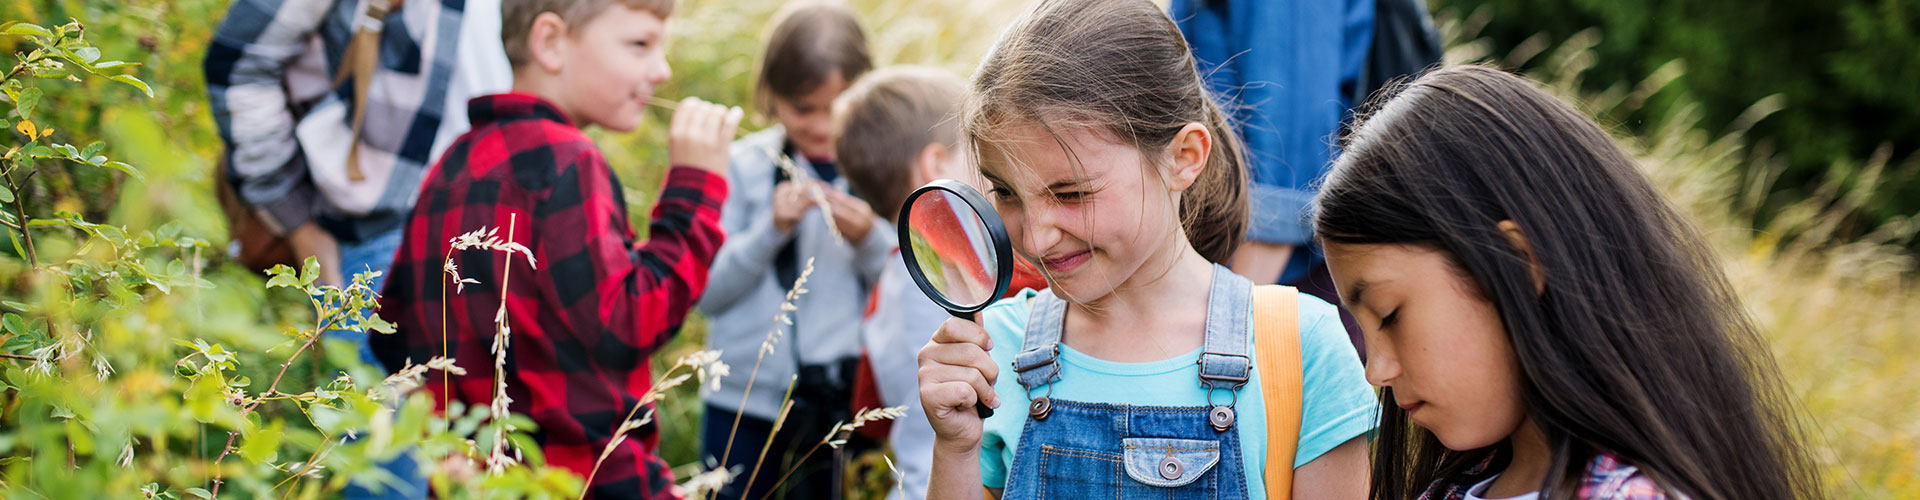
left=897, top=179, right=1015, bottom=316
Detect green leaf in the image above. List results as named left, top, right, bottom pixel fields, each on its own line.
left=0, top=184, right=12, bottom=204
left=300, top=257, right=321, bottom=287
left=108, top=74, right=152, bottom=98
left=17, top=88, right=41, bottom=118
left=239, top=419, right=284, bottom=463
left=264, top=266, right=302, bottom=290
left=184, top=487, right=211, bottom=499
left=1, top=313, right=24, bottom=335
left=69, top=47, right=99, bottom=63
left=363, top=313, right=396, bottom=335
left=104, top=161, right=142, bottom=180
left=1, top=23, right=53, bottom=38
left=90, top=60, right=138, bottom=71
left=80, top=141, right=103, bottom=159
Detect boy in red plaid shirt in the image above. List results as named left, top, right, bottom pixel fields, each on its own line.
left=370, top=0, right=741, bottom=497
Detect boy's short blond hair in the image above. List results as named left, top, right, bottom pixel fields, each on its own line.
left=501, top=0, right=675, bottom=67
left=833, top=66, right=967, bottom=221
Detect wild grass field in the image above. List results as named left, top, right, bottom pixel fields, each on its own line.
left=0, top=0, right=1912, bottom=497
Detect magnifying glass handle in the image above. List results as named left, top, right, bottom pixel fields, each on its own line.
left=946, top=309, right=997, bottom=419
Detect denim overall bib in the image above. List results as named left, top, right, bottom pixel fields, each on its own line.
left=1002, top=265, right=1256, bottom=499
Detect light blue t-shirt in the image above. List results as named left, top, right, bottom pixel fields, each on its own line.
left=977, top=289, right=1377, bottom=498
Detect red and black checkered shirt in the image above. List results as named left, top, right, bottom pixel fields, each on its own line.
left=373, top=92, right=727, bottom=499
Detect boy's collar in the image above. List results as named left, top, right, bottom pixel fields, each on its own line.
left=469, top=92, right=576, bottom=128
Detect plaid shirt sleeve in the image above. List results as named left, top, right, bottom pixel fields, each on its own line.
left=203, top=0, right=334, bottom=234
left=536, top=154, right=729, bottom=357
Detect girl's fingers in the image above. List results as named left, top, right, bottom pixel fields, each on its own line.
left=917, top=341, right=999, bottom=389
left=930, top=317, right=993, bottom=350
left=919, top=363, right=1001, bottom=409
left=921, top=380, right=983, bottom=417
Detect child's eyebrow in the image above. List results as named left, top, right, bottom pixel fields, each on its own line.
left=1340, top=279, right=1371, bottom=307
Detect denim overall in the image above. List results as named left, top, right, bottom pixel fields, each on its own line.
left=1003, top=265, right=1256, bottom=499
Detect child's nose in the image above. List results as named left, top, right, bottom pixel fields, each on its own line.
left=650, top=54, right=671, bottom=85
left=1017, top=207, right=1065, bottom=255
left=1363, top=349, right=1399, bottom=387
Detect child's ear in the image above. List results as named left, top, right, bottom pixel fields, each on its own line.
left=1165, top=122, right=1210, bottom=192
left=914, top=143, right=949, bottom=185
left=1497, top=220, right=1547, bottom=296
left=527, top=12, right=570, bottom=74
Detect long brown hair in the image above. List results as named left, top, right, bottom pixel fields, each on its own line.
left=1315, top=65, right=1823, bottom=500
left=962, top=0, right=1248, bottom=264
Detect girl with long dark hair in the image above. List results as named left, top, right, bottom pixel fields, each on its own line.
left=1315, top=65, right=1823, bottom=500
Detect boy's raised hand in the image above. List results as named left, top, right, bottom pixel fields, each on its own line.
left=918, top=317, right=1002, bottom=451
left=667, top=97, right=744, bottom=176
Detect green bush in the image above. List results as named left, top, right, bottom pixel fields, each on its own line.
left=1431, top=0, right=1920, bottom=243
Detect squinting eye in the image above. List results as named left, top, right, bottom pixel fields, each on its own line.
left=1054, top=191, right=1087, bottom=202
left=1379, top=310, right=1400, bottom=329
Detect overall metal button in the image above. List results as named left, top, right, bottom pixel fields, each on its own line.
left=1159, top=455, right=1184, bottom=480
left=1209, top=406, right=1236, bottom=432
left=1029, top=397, right=1053, bottom=420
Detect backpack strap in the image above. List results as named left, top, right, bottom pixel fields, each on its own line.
left=1252, top=284, right=1303, bottom=500
left=333, top=0, right=402, bottom=182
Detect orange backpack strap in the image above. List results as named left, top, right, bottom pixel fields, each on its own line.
left=1253, top=285, right=1303, bottom=499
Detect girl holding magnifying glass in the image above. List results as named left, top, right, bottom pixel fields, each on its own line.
left=915, top=1, right=1377, bottom=499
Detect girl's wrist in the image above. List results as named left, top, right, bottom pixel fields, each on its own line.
left=934, top=436, right=983, bottom=457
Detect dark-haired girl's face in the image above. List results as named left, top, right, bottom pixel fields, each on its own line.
left=1325, top=242, right=1529, bottom=451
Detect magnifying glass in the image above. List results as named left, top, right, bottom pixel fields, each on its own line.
left=898, top=179, right=1014, bottom=418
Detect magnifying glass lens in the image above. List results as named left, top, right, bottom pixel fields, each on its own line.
left=905, top=190, right=1000, bottom=310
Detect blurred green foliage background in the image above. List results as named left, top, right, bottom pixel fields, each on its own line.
left=1433, top=0, right=1920, bottom=247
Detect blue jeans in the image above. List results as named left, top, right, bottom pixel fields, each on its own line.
left=327, top=229, right=428, bottom=500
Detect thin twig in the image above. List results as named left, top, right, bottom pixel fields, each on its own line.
left=4, top=170, right=39, bottom=267
left=644, top=96, right=681, bottom=111
left=209, top=313, right=340, bottom=497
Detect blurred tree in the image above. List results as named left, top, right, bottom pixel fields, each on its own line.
left=1433, top=0, right=1920, bottom=240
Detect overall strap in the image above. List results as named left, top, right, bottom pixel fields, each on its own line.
left=1198, top=265, right=1255, bottom=393
left=1253, top=284, right=1303, bottom=500
left=1013, top=290, right=1067, bottom=391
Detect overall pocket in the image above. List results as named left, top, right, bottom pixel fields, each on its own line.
left=1119, top=437, right=1223, bottom=499
left=1034, top=444, right=1125, bottom=499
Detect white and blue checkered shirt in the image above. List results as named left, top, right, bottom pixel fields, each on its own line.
left=205, top=0, right=511, bottom=241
